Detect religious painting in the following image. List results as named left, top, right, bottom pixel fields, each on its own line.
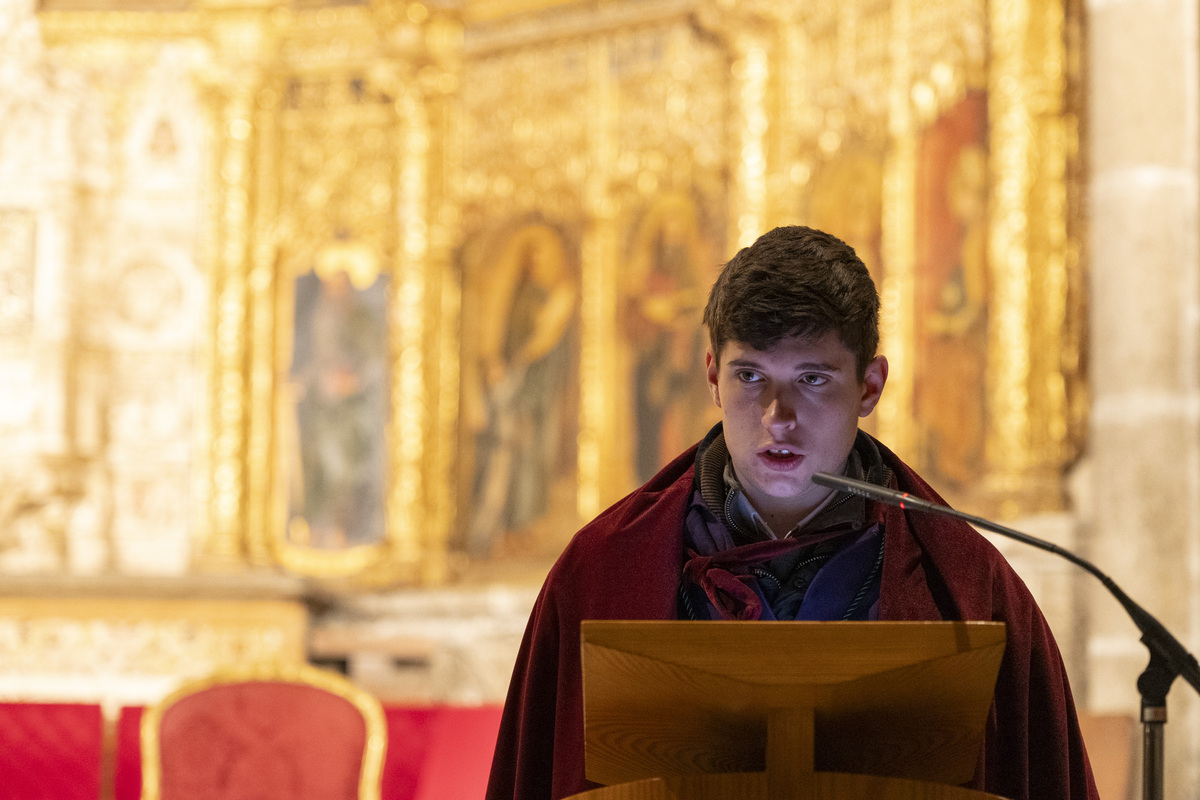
left=283, top=239, right=390, bottom=550
left=461, top=222, right=579, bottom=559
left=620, top=193, right=719, bottom=484
left=913, top=90, right=988, bottom=489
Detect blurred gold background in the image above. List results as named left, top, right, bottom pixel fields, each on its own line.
left=20, top=0, right=1081, bottom=585
left=6, top=0, right=1200, bottom=793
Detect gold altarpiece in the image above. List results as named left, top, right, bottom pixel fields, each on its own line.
left=39, top=0, right=463, bottom=585
left=457, top=0, right=1085, bottom=562
left=33, top=0, right=1083, bottom=584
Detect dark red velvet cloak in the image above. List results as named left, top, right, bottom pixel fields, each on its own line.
left=485, top=439, right=1098, bottom=800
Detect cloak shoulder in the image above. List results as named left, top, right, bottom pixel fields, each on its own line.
left=484, top=446, right=695, bottom=800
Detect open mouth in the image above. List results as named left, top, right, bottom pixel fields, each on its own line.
left=762, top=447, right=800, bottom=462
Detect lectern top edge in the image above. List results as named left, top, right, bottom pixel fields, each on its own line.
left=581, top=620, right=1005, bottom=680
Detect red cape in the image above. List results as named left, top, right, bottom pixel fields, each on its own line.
left=485, top=440, right=1098, bottom=800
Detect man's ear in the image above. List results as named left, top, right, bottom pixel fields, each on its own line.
left=858, top=355, right=888, bottom=417
left=705, top=348, right=722, bottom=408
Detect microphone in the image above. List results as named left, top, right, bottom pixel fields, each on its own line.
left=811, top=471, right=1200, bottom=697
left=811, top=472, right=1070, bottom=555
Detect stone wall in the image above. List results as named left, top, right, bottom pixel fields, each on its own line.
left=1087, top=0, right=1200, bottom=796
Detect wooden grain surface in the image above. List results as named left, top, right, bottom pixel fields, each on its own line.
left=581, top=622, right=1005, bottom=788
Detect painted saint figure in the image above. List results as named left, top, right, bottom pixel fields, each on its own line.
left=287, top=239, right=389, bottom=549
left=622, top=195, right=716, bottom=484
left=467, top=224, right=577, bottom=558
left=915, top=91, right=989, bottom=487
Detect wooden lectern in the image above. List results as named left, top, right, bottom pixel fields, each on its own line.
left=568, top=621, right=1009, bottom=800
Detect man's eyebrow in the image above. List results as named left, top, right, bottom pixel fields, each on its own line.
left=725, top=358, right=842, bottom=371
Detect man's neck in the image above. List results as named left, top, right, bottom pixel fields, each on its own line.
left=727, top=458, right=848, bottom=539
left=759, top=489, right=838, bottom=537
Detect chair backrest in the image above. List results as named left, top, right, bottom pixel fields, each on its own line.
left=141, top=663, right=386, bottom=800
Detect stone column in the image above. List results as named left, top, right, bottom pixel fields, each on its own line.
left=1088, top=0, right=1200, bottom=796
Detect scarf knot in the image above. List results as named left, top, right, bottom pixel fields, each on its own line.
left=681, top=538, right=803, bottom=620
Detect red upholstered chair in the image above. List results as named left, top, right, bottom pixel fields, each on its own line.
left=140, top=663, right=386, bottom=800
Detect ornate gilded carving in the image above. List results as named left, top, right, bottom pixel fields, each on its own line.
left=985, top=0, right=1075, bottom=512
left=205, top=79, right=258, bottom=566
left=0, top=597, right=305, bottom=705
left=730, top=35, right=770, bottom=249
left=29, top=0, right=1082, bottom=586
left=15, top=12, right=208, bottom=576
left=0, top=210, right=37, bottom=338
left=453, top=0, right=1081, bottom=551
left=245, top=78, right=282, bottom=569
left=701, top=0, right=1073, bottom=514
left=38, top=2, right=461, bottom=583
left=578, top=35, right=614, bottom=517
left=876, top=0, right=916, bottom=458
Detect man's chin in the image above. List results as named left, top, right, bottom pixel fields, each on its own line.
left=755, top=475, right=815, bottom=500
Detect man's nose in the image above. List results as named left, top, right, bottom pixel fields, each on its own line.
left=763, top=390, right=799, bottom=430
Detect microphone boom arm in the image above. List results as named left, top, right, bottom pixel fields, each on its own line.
left=811, top=471, right=1200, bottom=697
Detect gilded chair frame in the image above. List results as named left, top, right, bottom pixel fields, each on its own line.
left=140, top=662, right=388, bottom=800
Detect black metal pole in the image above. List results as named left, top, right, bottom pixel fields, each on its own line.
left=1138, top=653, right=1174, bottom=800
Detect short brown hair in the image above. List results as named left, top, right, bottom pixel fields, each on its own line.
left=702, top=226, right=880, bottom=378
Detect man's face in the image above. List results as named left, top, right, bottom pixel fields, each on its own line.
left=705, top=333, right=888, bottom=529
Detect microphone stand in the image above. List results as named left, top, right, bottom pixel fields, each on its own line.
left=812, top=471, right=1200, bottom=800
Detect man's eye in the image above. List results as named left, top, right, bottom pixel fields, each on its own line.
left=736, top=370, right=761, bottom=383
left=800, top=374, right=828, bottom=386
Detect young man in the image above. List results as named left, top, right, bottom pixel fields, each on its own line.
left=485, top=226, right=1097, bottom=800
